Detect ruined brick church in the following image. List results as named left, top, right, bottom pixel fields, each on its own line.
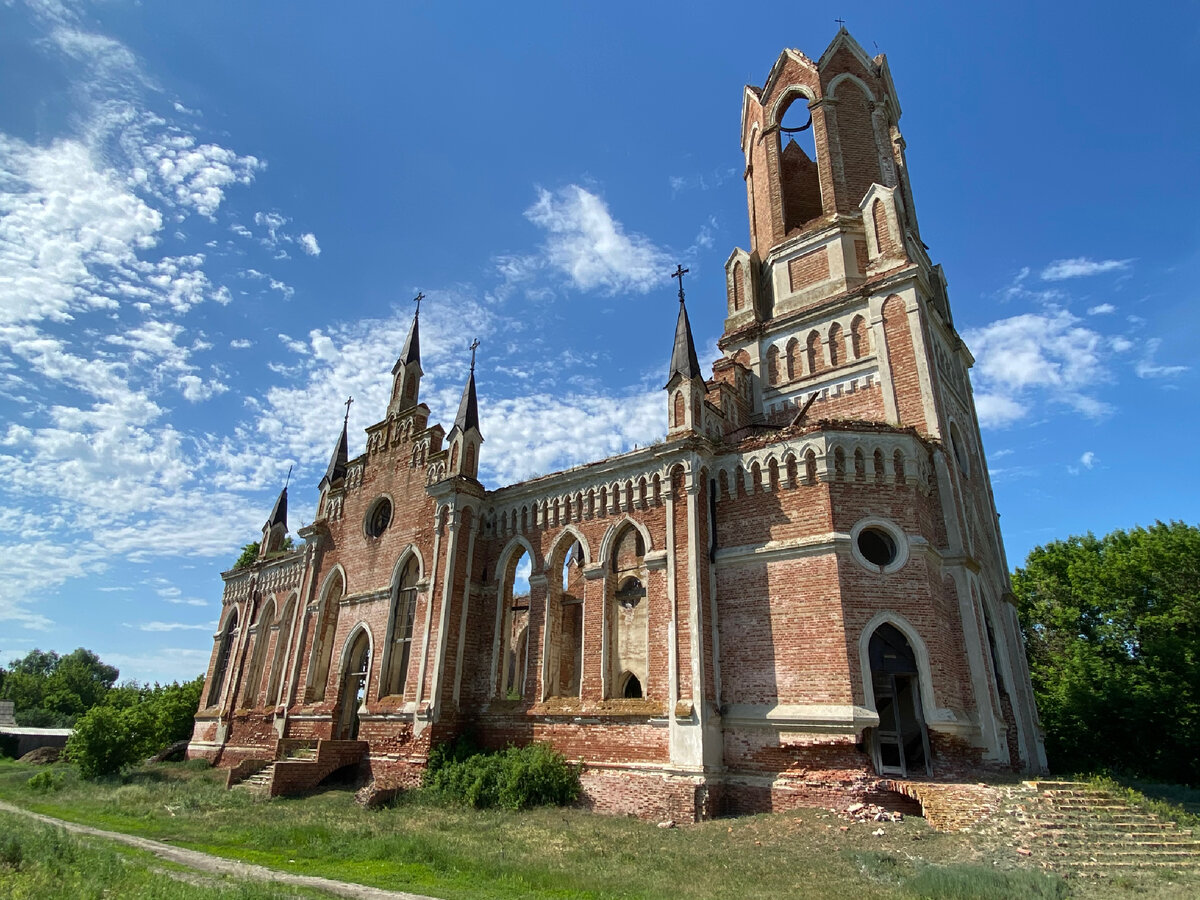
left=189, top=30, right=1047, bottom=819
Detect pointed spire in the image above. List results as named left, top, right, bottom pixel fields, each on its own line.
left=666, top=265, right=702, bottom=385
left=319, top=400, right=351, bottom=490
left=392, top=293, right=423, bottom=374
left=454, top=339, right=481, bottom=434
left=264, top=484, right=288, bottom=533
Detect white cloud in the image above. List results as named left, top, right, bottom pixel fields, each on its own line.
left=133, top=621, right=214, bottom=632
left=178, top=374, right=229, bottom=402
left=964, top=310, right=1112, bottom=427
left=1110, top=336, right=1133, bottom=352
left=1087, top=303, right=1116, bottom=315
left=1080, top=451, right=1095, bottom=469
left=298, top=233, right=321, bottom=256
left=230, top=338, right=253, bottom=349
left=480, top=389, right=663, bottom=485
left=972, top=394, right=1025, bottom=429
left=524, top=185, right=671, bottom=294
left=1135, top=338, right=1189, bottom=379
left=1041, top=258, right=1132, bottom=280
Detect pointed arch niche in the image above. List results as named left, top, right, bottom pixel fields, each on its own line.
left=305, top=567, right=345, bottom=702
left=606, top=522, right=649, bottom=699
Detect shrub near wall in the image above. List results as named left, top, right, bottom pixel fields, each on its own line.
left=425, top=741, right=580, bottom=810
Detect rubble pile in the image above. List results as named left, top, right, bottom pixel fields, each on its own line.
left=839, top=801, right=903, bottom=823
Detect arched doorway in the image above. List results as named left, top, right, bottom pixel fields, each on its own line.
left=335, top=630, right=371, bottom=741
left=868, top=623, right=932, bottom=776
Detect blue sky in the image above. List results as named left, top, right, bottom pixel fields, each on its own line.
left=1, top=1, right=1196, bottom=684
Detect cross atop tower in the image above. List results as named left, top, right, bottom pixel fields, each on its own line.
left=671, top=264, right=689, bottom=304
left=413, top=291, right=424, bottom=316
left=343, top=395, right=353, bottom=424
left=469, top=338, right=480, bottom=372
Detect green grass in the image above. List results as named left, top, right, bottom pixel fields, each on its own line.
left=0, top=758, right=1196, bottom=899
left=0, top=807, right=336, bottom=899
left=1083, top=773, right=1200, bottom=828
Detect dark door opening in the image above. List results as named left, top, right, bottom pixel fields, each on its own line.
left=336, top=631, right=370, bottom=741
left=868, top=623, right=932, bottom=777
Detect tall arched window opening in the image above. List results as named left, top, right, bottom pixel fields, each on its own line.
left=499, top=548, right=531, bottom=699
left=207, top=609, right=239, bottom=708
left=306, top=570, right=344, bottom=701
left=546, top=539, right=585, bottom=698
left=381, top=557, right=419, bottom=698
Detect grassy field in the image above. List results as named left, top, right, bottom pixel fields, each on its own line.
left=0, top=759, right=1196, bottom=899
left=0, top=805, right=339, bottom=899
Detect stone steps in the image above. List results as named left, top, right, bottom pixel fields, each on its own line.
left=1001, top=780, right=1200, bottom=876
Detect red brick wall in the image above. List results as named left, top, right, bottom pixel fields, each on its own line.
left=882, top=295, right=927, bottom=432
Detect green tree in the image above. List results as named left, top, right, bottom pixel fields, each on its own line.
left=233, top=541, right=260, bottom=569
left=0, top=648, right=118, bottom=727
left=1014, top=521, right=1200, bottom=786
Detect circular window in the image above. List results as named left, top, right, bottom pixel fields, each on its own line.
left=366, top=497, right=392, bottom=538
left=857, top=528, right=896, bottom=566
left=850, top=518, right=908, bottom=574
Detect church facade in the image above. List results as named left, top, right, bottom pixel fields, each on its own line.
left=188, top=30, right=1046, bottom=820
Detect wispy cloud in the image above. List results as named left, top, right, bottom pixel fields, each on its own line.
left=1135, top=338, right=1189, bottom=379
left=524, top=185, right=671, bottom=294
left=1041, top=258, right=1132, bottom=280
left=1087, top=303, right=1116, bottom=315
left=131, top=621, right=213, bottom=632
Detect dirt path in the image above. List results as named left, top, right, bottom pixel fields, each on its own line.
left=0, top=800, right=440, bottom=900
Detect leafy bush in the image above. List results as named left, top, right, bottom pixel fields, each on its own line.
left=26, top=770, right=63, bottom=792
left=67, top=705, right=142, bottom=778
left=424, top=741, right=580, bottom=810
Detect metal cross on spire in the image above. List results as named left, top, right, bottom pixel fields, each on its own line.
left=343, top=395, right=353, bottom=424
left=671, top=264, right=689, bottom=304
left=412, top=291, right=424, bottom=316
left=469, top=338, right=480, bottom=372
left=834, top=17, right=846, bottom=27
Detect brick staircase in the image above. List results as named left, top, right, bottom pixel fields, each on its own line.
left=230, top=740, right=367, bottom=797
left=1004, top=780, right=1200, bottom=875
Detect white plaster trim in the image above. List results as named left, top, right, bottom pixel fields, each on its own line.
left=714, top=532, right=843, bottom=567
left=722, top=703, right=880, bottom=733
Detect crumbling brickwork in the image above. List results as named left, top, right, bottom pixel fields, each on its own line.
left=189, top=29, right=1047, bottom=819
